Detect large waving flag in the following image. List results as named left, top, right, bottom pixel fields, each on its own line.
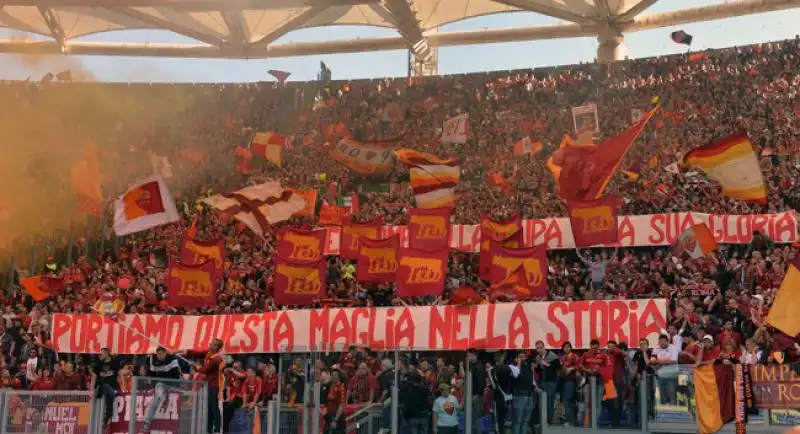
left=251, top=132, right=288, bottom=167
left=202, top=182, right=306, bottom=237
left=113, top=174, right=179, bottom=236
left=547, top=107, right=658, bottom=201
left=683, top=132, right=767, bottom=204
left=396, top=150, right=460, bottom=209
left=767, top=254, right=800, bottom=337
left=70, top=139, right=102, bottom=217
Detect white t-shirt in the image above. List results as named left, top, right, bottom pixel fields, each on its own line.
left=652, top=345, right=679, bottom=362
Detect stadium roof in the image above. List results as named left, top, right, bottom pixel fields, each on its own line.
left=0, top=0, right=798, bottom=58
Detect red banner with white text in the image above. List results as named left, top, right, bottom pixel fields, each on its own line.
left=51, top=299, right=667, bottom=353
left=316, top=212, right=797, bottom=254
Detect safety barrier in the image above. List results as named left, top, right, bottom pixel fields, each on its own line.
left=0, top=364, right=796, bottom=434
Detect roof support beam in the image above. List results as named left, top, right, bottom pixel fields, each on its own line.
left=222, top=10, right=250, bottom=44
left=0, top=0, right=376, bottom=9
left=383, top=0, right=432, bottom=64
left=491, top=0, right=599, bottom=23
left=615, top=0, right=659, bottom=22
left=249, top=5, right=327, bottom=47
left=37, top=6, right=65, bottom=46
left=113, top=7, right=227, bottom=46
left=621, top=0, right=800, bottom=31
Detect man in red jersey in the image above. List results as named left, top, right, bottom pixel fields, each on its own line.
left=186, top=338, right=224, bottom=434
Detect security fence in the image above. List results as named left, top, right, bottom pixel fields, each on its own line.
left=0, top=361, right=796, bottom=434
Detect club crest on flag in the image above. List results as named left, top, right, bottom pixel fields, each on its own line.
left=278, top=229, right=325, bottom=263
left=276, top=264, right=323, bottom=295
left=401, top=256, right=443, bottom=284
left=358, top=235, right=400, bottom=283
left=123, top=181, right=165, bottom=220
left=168, top=259, right=217, bottom=308
left=568, top=196, right=619, bottom=247
left=364, top=247, right=398, bottom=274
left=408, top=208, right=451, bottom=250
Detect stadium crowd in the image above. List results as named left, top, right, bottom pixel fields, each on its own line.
left=0, top=36, right=798, bottom=433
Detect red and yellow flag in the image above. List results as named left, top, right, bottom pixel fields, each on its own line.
left=250, top=132, right=287, bottom=167
left=167, top=258, right=217, bottom=309
left=357, top=235, right=400, bottom=283
left=479, top=214, right=522, bottom=280
left=273, top=257, right=327, bottom=306
left=277, top=228, right=326, bottom=263
left=488, top=245, right=547, bottom=300
left=567, top=196, right=619, bottom=247
left=396, top=247, right=448, bottom=297
left=318, top=203, right=350, bottom=226
left=179, top=234, right=226, bottom=282
left=548, top=107, right=657, bottom=201
left=396, top=149, right=460, bottom=209
left=694, top=365, right=735, bottom=434
left=683, top=132, right=767, bottom=204
left=340, top=216, right=383, bottom=260
left=407, top=208, right=451, bottom=251
left=122, top=181, right=166, bottom=220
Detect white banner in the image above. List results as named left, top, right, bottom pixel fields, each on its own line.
left=51, top=299, right=667, bottom=354
left=319, top=212, right=797, bottom=254
left=442, top=113, right=468, bottom=144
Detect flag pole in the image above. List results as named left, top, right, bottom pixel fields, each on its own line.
left=93, top=307, right=193, bottom=364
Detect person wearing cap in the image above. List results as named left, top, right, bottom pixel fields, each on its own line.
left=697, top=335, right=721, bottom=366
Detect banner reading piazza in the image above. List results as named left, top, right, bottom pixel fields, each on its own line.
left=51, top=299, right=666, bottom=354
left=317, top=211, right=797, bottom=254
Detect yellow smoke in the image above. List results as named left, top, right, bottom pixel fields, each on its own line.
left=0, top=38, right=197, bottom=246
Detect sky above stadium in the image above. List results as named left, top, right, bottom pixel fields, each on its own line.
left=0, top=0, right=799, bottom=83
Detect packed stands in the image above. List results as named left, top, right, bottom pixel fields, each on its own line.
left=0, top=37, right=798, bottom=433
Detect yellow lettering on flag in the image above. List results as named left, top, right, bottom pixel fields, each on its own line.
left=277, top=264, right=322, bottom=295
left=185, top=241, right=224, bottom=268
left=344, top=226, right=380, bottom=250
left=170, top=268, right=213, bottom=297
left=400, top=257, right=443, bottom=284
left=410, top=214, right=448, bottom=239
left=283, top=232, right=322, bottom=262
left=570, top=205, right=614, bottom=234
left=362, top=247, right=398, bottom=274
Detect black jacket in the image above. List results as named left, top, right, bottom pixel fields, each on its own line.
left=147, top=354, right=182, bottom=380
